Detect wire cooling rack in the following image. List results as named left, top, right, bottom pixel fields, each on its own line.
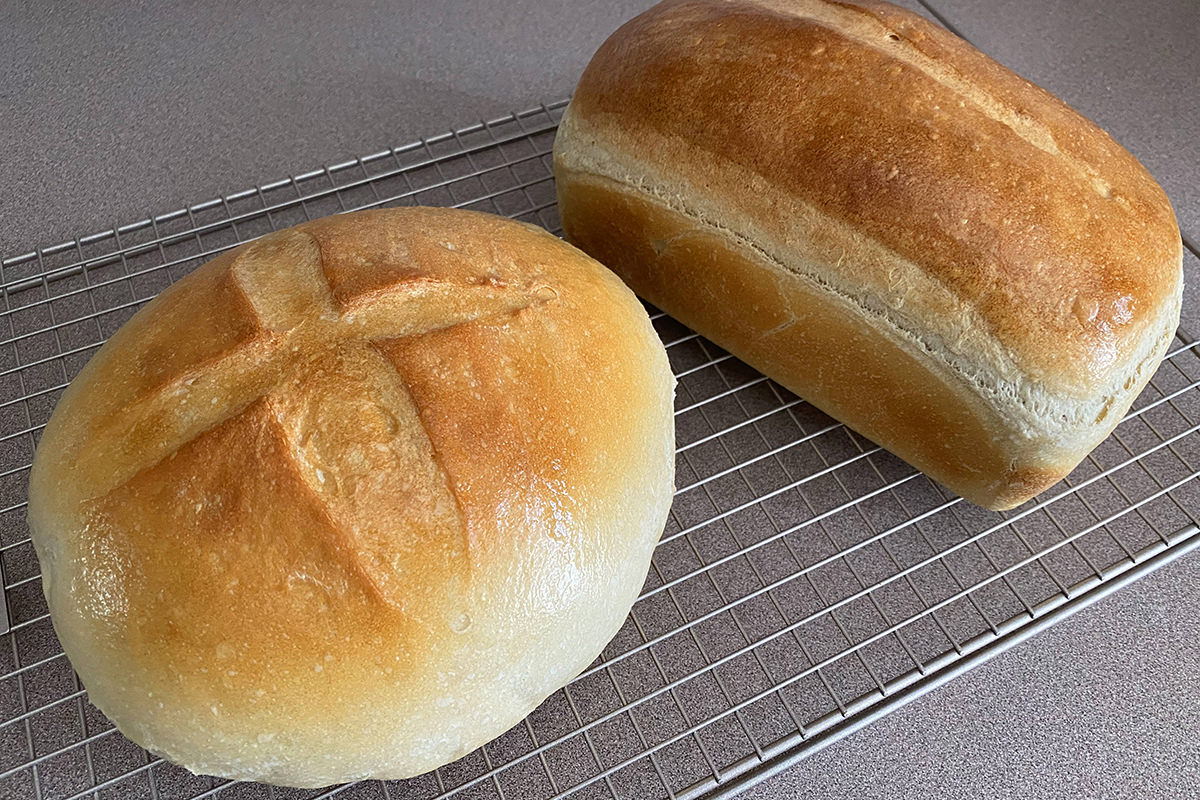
left=1, top=99, right=1198, bottom=800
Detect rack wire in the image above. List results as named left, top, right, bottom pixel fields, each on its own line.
left=1, top=99, right=1198, bottom=800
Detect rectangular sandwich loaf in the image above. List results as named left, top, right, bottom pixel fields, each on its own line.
left=553, top=0, right=1184, bottom=510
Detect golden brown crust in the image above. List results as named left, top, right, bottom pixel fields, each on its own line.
left=563, top=0, right=1181, bottom=391
left=27, top=207, right=676, bottom=786
left=555, top=0, right=1182, bottom=509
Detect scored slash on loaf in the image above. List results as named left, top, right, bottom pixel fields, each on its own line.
left=554, top=0, right=1184, bottom=510
left=65, top=224, right=542, bottom=608
left=27, top=207, right=676, bottom=787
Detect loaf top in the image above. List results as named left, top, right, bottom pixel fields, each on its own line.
left=566, top=0, right=1182, bottom=412
left=27, top=207, right=675, bottom=784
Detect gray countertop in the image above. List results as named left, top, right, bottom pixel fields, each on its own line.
left=3, top=1, right=1198, bottom=798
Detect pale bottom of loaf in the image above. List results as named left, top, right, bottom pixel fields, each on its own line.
left=556, top=167, right=1111, bottom=510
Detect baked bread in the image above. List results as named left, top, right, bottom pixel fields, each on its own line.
left=27, top=207, right=675, bottom=787
left=554, top=0, right=1183, bottom=510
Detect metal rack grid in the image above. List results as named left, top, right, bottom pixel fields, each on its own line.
left=0, top=99, right=1198, bottom=800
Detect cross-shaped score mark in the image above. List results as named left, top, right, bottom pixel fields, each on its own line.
left=75, top=228, right=553, bottom=609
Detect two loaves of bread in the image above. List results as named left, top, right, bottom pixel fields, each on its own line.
left=27, top=0, right=1182, bottom=789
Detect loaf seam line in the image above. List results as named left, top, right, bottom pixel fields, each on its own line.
left=560, top=158, right=1177, bottom=443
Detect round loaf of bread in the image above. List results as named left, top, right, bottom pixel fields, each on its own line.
left=27, top=208, right=675, bottom=787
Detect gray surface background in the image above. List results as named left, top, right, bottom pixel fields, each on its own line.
left=3, top=0, right=1198, bottom=797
